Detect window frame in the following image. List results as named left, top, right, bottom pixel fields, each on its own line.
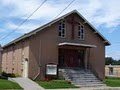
left=58, top=20, right=66, bottom=38
left=78, top=22, right=85, bottom=40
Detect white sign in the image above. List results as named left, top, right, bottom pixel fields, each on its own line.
left=46, top=65, right=57, bottom=75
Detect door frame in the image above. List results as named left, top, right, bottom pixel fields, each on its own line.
left=23, top=58, right=28, bottom=78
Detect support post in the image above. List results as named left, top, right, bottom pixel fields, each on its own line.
left=84, top=48, right=88, bottom=70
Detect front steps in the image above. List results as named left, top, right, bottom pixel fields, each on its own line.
left=59, top=68, right=106, bottom=87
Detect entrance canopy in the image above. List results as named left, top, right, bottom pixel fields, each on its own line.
left=58, top=42, right=96, bottom=48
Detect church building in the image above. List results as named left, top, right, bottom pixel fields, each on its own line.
left=0, top=45, right=3, bottom=71
left=1, top=10, right=110, bottom=81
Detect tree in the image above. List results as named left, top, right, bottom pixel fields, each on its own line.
left=105, top=57, right=120, bottom=65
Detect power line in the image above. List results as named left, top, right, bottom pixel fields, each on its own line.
left=0, top=0, right=47, bottom=42
left=54, top=0, right=75, bottom=19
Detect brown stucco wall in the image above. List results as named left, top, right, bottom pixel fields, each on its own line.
left=1, top=39, right=29, bottom=76
left=28, top=13, right=106, bottom=80
left=29, top=25, right=58, bottom=79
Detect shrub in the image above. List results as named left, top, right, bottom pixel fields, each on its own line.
left=14, top=74, right=21, bottom=77
left=1, top=72, right=8, bottom=77
left=105, top=76, right=120, bottom=80
left=0, top=75, right=8, bottom=79
left=66, top=80, right=71, bottom=84
left=1, top=72, right=21, bottom=78
left=7, top=73, right=16, bottom=77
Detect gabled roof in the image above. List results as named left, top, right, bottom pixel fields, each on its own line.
left=3, top=10, right=111, bottom=48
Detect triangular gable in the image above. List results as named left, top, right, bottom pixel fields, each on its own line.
left=3, top=10, right=110, bottom=48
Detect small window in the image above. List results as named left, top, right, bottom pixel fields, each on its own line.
left=78, top=23, right=84, bottom=40
left=58, top=20, right=65, bottom=38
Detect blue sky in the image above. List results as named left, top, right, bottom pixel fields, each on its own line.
left=0, top=0, right=120, bottom=60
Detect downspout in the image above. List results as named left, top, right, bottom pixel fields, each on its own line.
left=16, top=43, right=19, bottom=74
left=33, top=39, right=41, bottom=80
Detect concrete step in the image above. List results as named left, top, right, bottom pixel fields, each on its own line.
left=72, top=79, right=101, bottom=82
left=67, top=71, right=92, bottom=73
left=60, top=68, right=106, bottom=87
left=69, top=73, right=95, bottom=76
left=75, top=84, right=106, bottom=87
left=70, top=75, right=96, bottom=78
left=71, top=77, right=98, bottom=80
left=72, top=81, right=104, bottom=85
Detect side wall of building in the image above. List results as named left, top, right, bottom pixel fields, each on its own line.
left=0, top=51, right=2, bottom=71
left=2, top=40, right=29, bottom=76
left=29, top=25, right=58, bottom=79
left=105, top=66, right=120, bottom=77
left=2, top=13, right=107, bottom=80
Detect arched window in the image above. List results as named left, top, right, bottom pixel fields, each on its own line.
left=58, top=20, right=65, bottom=38
left=78, top=23, right=84, bottom=40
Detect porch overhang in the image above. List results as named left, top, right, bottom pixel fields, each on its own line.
left=58, top=42, right=96, bottom=48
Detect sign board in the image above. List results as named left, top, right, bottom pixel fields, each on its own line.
left=46, top=64, right=57, bottom=75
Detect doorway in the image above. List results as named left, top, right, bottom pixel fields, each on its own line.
left=78, top=50, right=84, bottom=68
left=58, top=49, right=85, bottom=68
left=23, top=58, right=28, bottom=78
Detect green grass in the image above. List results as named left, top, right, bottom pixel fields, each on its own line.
left=37, top=80, right=78, bottom=89
left=104, top=76, right=120, bottom=87
left=0, top=79, right=23, bottom=89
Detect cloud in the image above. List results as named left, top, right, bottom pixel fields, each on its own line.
left=78, top=0, right=120, bottom=29
left=5, top=22, right=42, bottom=34
left=106, top=51, right=120, bottom=60
left=0, top=0, right=120, bottom=59
left=0, top=29, right=6, bottom=32
left=1, top=0, right=120, bottom=30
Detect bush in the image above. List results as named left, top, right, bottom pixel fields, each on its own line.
left=1, top=72, right=8, bottom=77
left=105, top=76, right=120, bottom=80
left=1, top=72, right=21, bottom=78
left=14, top=74, right=21, bottom=77
left=7, top=73, right=16, bottom=77
left=0, top=75, right=8, bottom=79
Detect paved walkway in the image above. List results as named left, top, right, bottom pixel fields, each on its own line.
left=9, top=77, right=44, bottom=90
left=9, top=78, right=120, bottom=90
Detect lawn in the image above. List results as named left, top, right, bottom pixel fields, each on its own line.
left=37, top=80, right=78, bottom=89
left=0, top=79, right=22, bottom=89
left=104, top=76, right=120, bottom=87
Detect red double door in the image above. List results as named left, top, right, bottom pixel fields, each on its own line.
left=64, top=49, right=78, bottom=67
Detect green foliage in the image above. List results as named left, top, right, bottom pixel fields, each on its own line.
left=1, top=72, right=7, bottom=77
left=104, top=79, right=120, bottom=87
left=1, top=72, right=21, bottom=78
left=105, top=76, right=120, bottom=80
left=0, top=79, right=23, bottom=89
left=105, top=57, right=120, bottom=65
left=37, top=80, right=78, bottom=89
left=14, top=73, right=21, bottom=77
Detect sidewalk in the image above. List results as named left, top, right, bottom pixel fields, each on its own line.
left=9, top=77, right=120, bottom=90
left=9, top=77, right=44, bottom=90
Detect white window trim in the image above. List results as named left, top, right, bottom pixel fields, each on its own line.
left=58, top=20, right=66, bottom=38
left=78, top=22, right=85, bottom=40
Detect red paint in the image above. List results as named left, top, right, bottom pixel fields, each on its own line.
left=64, top=49, right=78, bottom=67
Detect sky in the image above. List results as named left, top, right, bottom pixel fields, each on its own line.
left=0, top=0, right=120, bottom=60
